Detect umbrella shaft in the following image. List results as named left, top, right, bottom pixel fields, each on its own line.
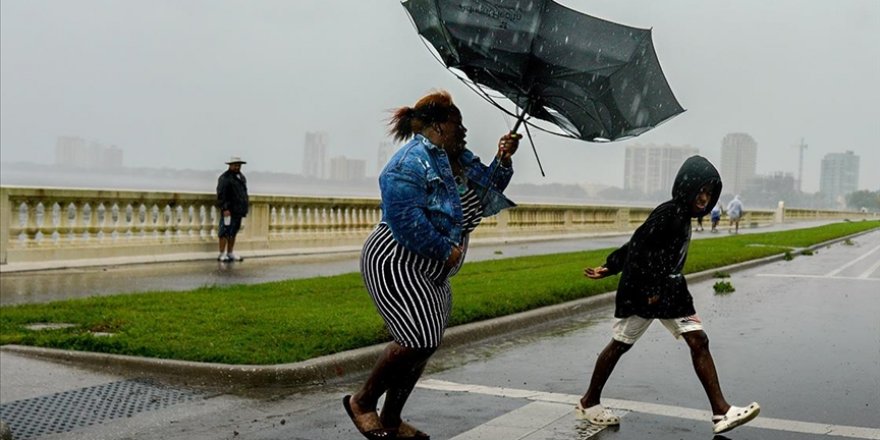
left=511, top=111, right=527, bottom=134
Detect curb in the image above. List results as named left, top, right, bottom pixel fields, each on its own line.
left=1, top=226, right=876, bottom=388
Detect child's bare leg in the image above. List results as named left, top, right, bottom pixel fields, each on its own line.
left=682, top=330, right=730, bottom=415
left=581, top=339, right=632, bottom=408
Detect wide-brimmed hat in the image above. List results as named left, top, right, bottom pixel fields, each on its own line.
left=225, top=156, right=247, bottom=165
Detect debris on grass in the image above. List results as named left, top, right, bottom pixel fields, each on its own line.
left=24, top=323, right=77, bottom=331
left=783, top=251, right=794, bottom=261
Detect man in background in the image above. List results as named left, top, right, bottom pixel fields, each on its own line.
left=216, top=156, right=249, bottom=261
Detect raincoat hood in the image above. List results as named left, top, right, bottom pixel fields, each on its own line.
left=672, top=155, right=722, bottom=218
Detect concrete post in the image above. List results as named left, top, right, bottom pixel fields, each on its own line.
left=775, top=201, right=785, bottom=223
left=496, top=209, right=510, bottom=235
left=616, top=208, right=630, bottom=230
left=242, top=201, right=270, bottom=244
left=0, top=187, right=9, bottom=264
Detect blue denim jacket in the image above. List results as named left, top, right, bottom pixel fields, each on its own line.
left=379, top=134, right=515, bottom=262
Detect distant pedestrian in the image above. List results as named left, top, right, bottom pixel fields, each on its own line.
left=695, top=214, right=705, bottom=232
left=710, top=203, right=722, bottom=232
left=726, top=194, right=744, bottom=234
left=343, top=90, right=520, bottom=440
left=216, top=156, right=248, bottom=262
left=578, top=156, right=760, bottom=435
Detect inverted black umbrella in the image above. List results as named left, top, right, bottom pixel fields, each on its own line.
left=402, top=0, right=685, bottom=174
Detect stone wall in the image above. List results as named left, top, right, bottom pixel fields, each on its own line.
left=1, top=186, right=870, bottom=267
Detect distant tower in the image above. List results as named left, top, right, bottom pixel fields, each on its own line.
left=720, top=133, right=758, bottom=195
left=377, top=141, right=395, bottom=175
left=329, top=156, right=366, bottom=181
left=624, top=143, right=699, bottom=195
left=795, top=138, right=807, bottom=192
left=303, top=132, right=328, bottom=179
left=55, top=136, right=88, bottom=168
left=820, top=151, right=860, bottom=206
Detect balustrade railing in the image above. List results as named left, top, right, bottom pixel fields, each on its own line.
left=1, top=186, right=872, bottom=268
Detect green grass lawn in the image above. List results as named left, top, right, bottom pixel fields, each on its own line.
left=1, top=220, right=876, bottom=365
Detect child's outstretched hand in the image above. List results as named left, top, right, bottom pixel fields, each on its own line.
left=584, top=266, right=609, bottom=279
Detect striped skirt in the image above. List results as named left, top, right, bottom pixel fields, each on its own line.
left=359, top=189, right=482, bottom=348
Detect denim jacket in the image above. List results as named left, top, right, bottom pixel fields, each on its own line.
left=379, top=134, right=515, bottom=262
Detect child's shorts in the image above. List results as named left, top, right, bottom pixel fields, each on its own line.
left=612, top=314, right=703, bottom=345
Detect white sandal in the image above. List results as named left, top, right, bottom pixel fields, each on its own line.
left=574, top=403, right=620, bottom=426
left=712, top=402, right=761, bottom=434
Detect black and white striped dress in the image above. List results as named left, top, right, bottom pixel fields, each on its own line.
left=360, top=188, right=484, bottom=349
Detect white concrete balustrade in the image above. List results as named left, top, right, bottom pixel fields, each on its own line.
left=0, top=186, right=871, bottom=269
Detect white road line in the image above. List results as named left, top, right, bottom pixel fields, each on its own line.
left=858, top=258, right=880, bottom=279
left=756, top=274, right=879, bottom=282
left=418, top=379, right=880, bottom=440
left=449, top=401, right=603, bottom=440
left=825, top=244, right=880, bottom=277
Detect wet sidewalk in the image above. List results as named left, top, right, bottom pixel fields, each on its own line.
left=0, top=220, right=836, bottom=305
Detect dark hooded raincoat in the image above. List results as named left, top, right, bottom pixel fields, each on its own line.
left=603, top=156, right=722, bottom=319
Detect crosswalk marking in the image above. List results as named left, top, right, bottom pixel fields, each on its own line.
left=858, top=258, right=880, bottom=279
left=417, top=379, right=880, bottom=440
left=449, top=401, right=605, bottom=440
left=825, top=244, right=880, bottom=277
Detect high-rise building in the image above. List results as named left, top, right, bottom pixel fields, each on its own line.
left=55, top=136, right=123, bottom=169
left=820, top=151, right=860, bottom=204
left=103, top=145, right=124, bottom=168
left=303, top=132, right=328, bottom=179
left=746, top=171, right=796, bottom=194
left=624, top=143, right=699, bottom=195
left=720, top=133, right=758, bottom=195
left=55, top=136, right=89, bottom=166
left=329, top=156, right=366, bottom=181
left=377, top=141, right=395, bottom=175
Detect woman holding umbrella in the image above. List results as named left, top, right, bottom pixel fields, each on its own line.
left=343, top=90, right=520, bottom=440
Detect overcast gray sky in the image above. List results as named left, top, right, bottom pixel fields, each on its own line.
left=1, top=0, right=878, bottom=192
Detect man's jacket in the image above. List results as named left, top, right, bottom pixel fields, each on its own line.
left=216, top=170, right=249, bottom=217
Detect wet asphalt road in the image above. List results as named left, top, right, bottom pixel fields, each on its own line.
left=1, top=226, right=878, bottom=440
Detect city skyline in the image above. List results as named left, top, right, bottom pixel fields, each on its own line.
left=1, top=1, right=878, bottom=192
left=33, top=130, right=865, bottom=195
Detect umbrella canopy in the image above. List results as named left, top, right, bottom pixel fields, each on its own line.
left=402, top=0, right=685, bottom=143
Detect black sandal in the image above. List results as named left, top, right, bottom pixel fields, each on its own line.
left=395, top=421, right=430, bottom=439
left=343, top=395, right=397, bottom=440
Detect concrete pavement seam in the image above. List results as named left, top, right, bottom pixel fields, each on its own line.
left=1, top=227, right=875, bottom=388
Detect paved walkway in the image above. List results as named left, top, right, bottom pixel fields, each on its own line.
left=0, top=220, right=835, bottom=305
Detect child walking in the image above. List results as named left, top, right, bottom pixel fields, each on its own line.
left=577, top=156, right=760, bottom=435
